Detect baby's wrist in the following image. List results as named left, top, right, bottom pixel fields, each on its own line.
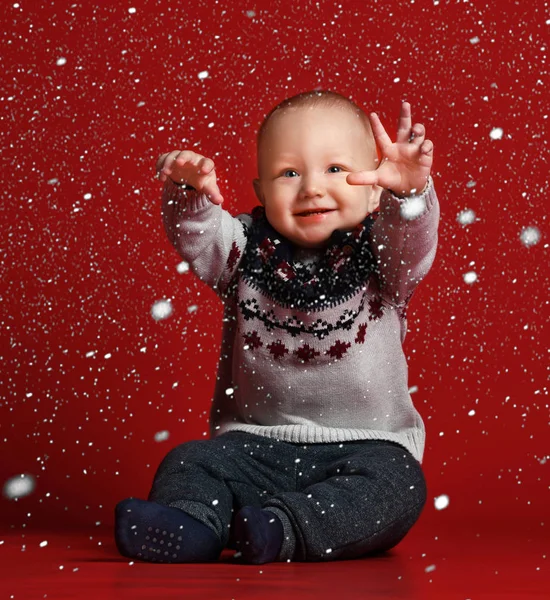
left=390, top=180, right=429, bottom=198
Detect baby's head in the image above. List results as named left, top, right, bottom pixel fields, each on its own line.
left=254, top=90, right=380, bottom=249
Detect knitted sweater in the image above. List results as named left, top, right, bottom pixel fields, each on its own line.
left=162, top=178, right=439, bottom=463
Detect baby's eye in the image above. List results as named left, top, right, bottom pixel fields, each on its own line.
left=283, top=169, right=299, bottom=178
left=328, top=166, right=342, bottom=173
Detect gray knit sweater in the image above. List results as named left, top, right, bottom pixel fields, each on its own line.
left=162, top=178, right=439, bottom=463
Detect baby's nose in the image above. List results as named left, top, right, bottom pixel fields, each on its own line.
left=300, top=174, right=324, bottom=198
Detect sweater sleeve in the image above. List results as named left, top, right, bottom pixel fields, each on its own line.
left=161, top=179, right=249, bottom=298
left=368, top=177, right=440, bottom=307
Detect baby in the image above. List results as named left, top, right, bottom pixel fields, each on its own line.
left=115, top=90, right=439, bottom=564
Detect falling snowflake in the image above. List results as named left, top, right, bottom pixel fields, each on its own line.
left=463, top=271, right=477, bottom=284
left=176, top=261, right=190, bottom=274
left=198, top=71, right=209, bottom=80
left=469, top=36, right=480, bottom=44
left=187, top=305, right=198, bottom=313
left=457, top=209, right=476, bottom=226
left=425, top=564, right=436, bottom=573
left=3, top=474, right=36, bottom=500
left=154, top=430, right=170, bottom=442
left=434, top=494, right=449, bottom=510
left=489, top=127, right=503, bottom=140
left=151, top=299, right=173, bottom=321
left=400, top=195, right=426, bottom=220
left=56, top=57, right=67, bottom=66
left=520, top=226, right=541, bottom=247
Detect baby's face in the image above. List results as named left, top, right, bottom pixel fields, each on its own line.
left=254, top=105, right=380, bottom=249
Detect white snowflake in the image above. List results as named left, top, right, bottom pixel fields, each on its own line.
left=154, top=430, right=170, bottom=442
left=489, top=127, right=503, bottom=140
left=463, top=271, right=477, bottom=284
left=400, top=195, right=426, bottom=220
left=3, top=474, right=36, bottom=500
left=457, top=208, right=476, bottom=226
left=520, top=226, right=541, bottom=247
left=176, top=261, right=190, bottom=274
left=434, top=494, right=449, bottom=510
left=151, top=299, right=173, bottom=321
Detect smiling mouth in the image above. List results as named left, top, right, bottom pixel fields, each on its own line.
left=296, top=209, right=334, bottom=216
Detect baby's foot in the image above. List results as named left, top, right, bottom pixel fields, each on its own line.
left=114, top=498, right=222, bottom=563
left=233, top=506, right=284, bottom=564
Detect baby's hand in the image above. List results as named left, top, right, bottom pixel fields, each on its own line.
left=156, top=150, right=224, bottom=205
left=346, top=102, right=433, bottom=197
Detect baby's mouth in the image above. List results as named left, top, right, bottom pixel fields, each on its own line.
left=295, top=209, right=334, bottom=217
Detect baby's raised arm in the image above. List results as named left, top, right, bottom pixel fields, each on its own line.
left=348, top=103, right=439, bottom=306
left=157, top=151, right=247, bottom=298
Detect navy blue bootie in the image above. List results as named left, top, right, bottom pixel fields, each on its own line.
left=233, top=506, right=284, bottom=564
left=115, top=498, right=222, bottom=563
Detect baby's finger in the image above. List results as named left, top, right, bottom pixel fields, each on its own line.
left=369, top=113, right=393, bottom=153
left=396, top=101, right=412, bottom=144
left=420, top=139, right=434, bottom=155
left=156, top=153, right=172, bottom=181
left=162, top=150, right=184, bottom=175
left=198, top=157, right=215, bottom=175
left=203, top=179, right=224, bottom=205
left=410, top=123, right=426, bottom=145
left=156, top=153, right=170, bottom=172
left=346, top=170, right=378, bottom=186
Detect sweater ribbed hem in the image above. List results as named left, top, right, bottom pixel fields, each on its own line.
left=385, top=176, right=436, bottom=219
left=215, top=423, right=425, bottom=464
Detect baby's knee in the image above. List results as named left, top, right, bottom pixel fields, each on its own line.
left=158, top=439, right=216, bottom=472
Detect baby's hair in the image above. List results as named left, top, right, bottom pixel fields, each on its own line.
left=257, top=89, right=373, bottom=147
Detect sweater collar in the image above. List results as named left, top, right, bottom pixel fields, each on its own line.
left=240, top=206, right=378, bottom=310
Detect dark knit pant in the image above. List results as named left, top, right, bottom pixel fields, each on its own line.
left=148, top=431, right=427, bottom=562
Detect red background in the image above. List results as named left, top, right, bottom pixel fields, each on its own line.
left=1, top=0, right=548, bottom=540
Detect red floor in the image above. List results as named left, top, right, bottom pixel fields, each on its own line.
left=2, top=514, right=548, bottom=599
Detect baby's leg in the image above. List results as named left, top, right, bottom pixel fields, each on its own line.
left=115, top=436, right=234, bottom=563
left=261, top=440, right=427, bottom=562
left=115, top=431, right=295, bottom=562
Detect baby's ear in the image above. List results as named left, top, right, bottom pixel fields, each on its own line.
left=253, top=179, right=265, bottom=205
